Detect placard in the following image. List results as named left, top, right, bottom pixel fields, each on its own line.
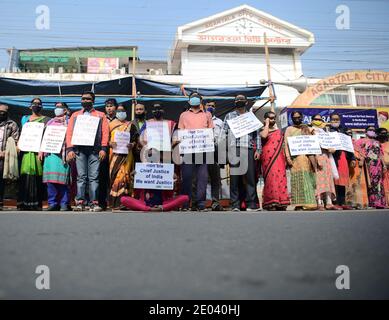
left=113, top=131, right=131, bottom=154
left=71, top=115, right=100, bottom=146
left=178, top=129, right=215, bottom=154
left=338, top=132, right=354, bottom=153
left=287, top=135, right=322, bottom=156
left=317, top=132, right=354, bottom=153
left=40, top=125, right=67, bottom=154
left=134, top=162, right=174, bottom=190
left=146, top=121, right=171, bottom=151
left=18, top=122, right=45, bottom=152
left=227, top=111, right=263, bottom=138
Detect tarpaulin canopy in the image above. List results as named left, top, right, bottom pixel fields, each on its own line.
left=0, top=76, right=267, bottom=123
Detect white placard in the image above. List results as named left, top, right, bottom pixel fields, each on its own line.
left=288, top=135, right=322, bottom=156
left=178, top=129, right=215, bottom=154
left=113, top=131, right=131, bottom=154
left=134, top=162, right=174, bottom=190
left=40, top=125, right=67, bottom=154
left=227, top=111, right=263, bottom=139
left=338, top=133, right=354, bottom=153
left=71, top=115, right=100, bottom=146
left=318, top=132, right=354, bottom=153
left=317, top=132, right=342, bottom=150
left=18, top=122, right=45, bottom=152
left=146, top=121, right=171, bottom=151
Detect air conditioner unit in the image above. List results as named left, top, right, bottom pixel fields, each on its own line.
left=58, top=67, right=64, bottom=73
left=49, top=67, right=55, bottom=74
left=120, top=67, right=126, bottom=75
left=112, top=69, right=120, bottom=74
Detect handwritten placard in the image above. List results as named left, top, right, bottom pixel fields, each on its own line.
left=134, top=162, right=174, bottom=190
left=178, top=129, right=215, bottom=154
left=146, top=121, right=171, bottom=151
left=40, top=125, right=67, bottom=154
left=227, top=111, right=263, bottom=138
left=288, top=135, right=322, bottom=156
left=18, top=122, right=45, bottom=152
left=71, top=115, right=100, bottom=146
left=113, top=131, right=131, bottom=154
left=318, top=132, right=354, bottom=153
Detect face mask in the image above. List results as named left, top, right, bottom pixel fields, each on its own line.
left=292, top=118, right=302, bottom=126
left=0, top=112, right=7, bottom=121
left=367, top=130, right=376, bottom=138
left=135, top=113, right=145, bottom=119
left=207, top=107, right=215, bottom=115
left=31, top=104, right=42, bottom=113
left=235, top=101, right=246, bottom=108
left=331, top=122, right=340, bottom=128
left=82, top=101, right=93, bottom=110
left=152, top=110, right=163, bottom=119
left=116, top=111, right=127, bottom=121
left=54, top=108, right=65, bottom=117
left=189, top=97, right=201, bottom=107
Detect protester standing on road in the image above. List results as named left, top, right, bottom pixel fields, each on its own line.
left=66, top=91, right=109, bottom=212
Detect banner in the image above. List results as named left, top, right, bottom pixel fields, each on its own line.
left=87, top=57, right=119, bottom=74
left=71, top=115, right=100, bottom=146
left=178, top=129, right=214, bottom=154
left=18, top=122, right=45, bottom=152
left=317, top=132, right=354, bottom=153
left=134, top=162, right=174, bottom=190
left=146, top=121, right=171, bottom=151
left=227, top=111, right=263, bottom=138
left=287, top=135, right=322, bottom=156
left=286, top=108, right=377, bottom=129
left=113, top=131, right=131, bottom=154
left=40, top=125, right=67, bottom=154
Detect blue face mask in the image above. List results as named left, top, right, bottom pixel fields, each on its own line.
left=116, top=111, right=127, bottom=121
left=189, top=97, right=201, bottom=106
left=54, top=108, right=65, bottom=117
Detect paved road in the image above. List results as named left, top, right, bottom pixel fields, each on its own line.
left=0, top=210, right=388, bottom=299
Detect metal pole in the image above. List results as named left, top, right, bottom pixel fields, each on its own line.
left=264, top=33, right=276, bottom=112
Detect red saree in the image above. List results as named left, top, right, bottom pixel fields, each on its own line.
left=261, top=129, right=290, bottom=209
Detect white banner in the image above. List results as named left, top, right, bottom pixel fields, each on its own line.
left=227, top=111, right=263, bottom=138
left=40, top=125, right=67, bottom=154
left=18, top=122, right=45, bottom=152
left=178, top=129, right=215, bottom=154
left=317, top=132, right=354, bottom=153
left=134, top=162, right=174, bottom=190
left=288, top=135, right=322, bottom=156
left=113, top=131, right=131, bottom=154
left=71, top=115, right=100, bottom=146
left=146, top=121, right=171, bottom=151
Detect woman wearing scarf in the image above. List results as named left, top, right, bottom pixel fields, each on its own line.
left=18, top=98, right=50, bottom=210
left=284, top=111, right=317, bottom=211
left=355, top=126, right=387, bottom=209
left=345, top=129, right=369, bottom=209
left=109, top=105, right=138, bottom=209
left=378, top=128, right=389, bottom=205
left=41, top=103, right=70, bottom=211
left=310, top=114, right=337, bottom=210
left=260, top=111, right=290, bottom=211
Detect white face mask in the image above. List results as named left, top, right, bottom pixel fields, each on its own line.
left=54, top=108, right=65, bottom=117
left=116, top=111, right=127, bottom=121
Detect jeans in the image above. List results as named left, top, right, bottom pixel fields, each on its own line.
left=75, top=148, right=100, bottom=205
left=208, top=162, right=221, bottom=208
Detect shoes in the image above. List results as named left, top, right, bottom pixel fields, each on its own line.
left=326, top=205, right=343, bottom=210
left=46, top=205, right=60, bottom=211
left=60, top=205, right=70, bottom=212
left=212, top=205, right=225, bottom=211
left=197, top=207, right=209, bottom=212
left=89, top=203, right=103, bottom=212
left=232, top=207, right=241, bottom=212
left=341, top=205, right=353, bottom=210
left=73, top=203, right=84, bottom=212
left=246, top=207, right=262, bottom=212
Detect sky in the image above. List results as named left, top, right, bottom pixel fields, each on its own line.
left=0, top=0, right=388, bottom=78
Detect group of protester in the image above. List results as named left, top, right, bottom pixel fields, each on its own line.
left=0, top=90, right=388, bottom=212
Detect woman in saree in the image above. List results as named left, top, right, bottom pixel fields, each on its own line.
left=109, top=105, right=138, bottom=209
left=355, top=126, right=386, bottom=209
left=284, top=111, right=317, bottom=211
left=310, top=114, right=337, bottom=210
left=376, top=128, right=389, bottom=206
left=18, top=97, right=50, bottom=210
left=260, top=111, right=290, bottom=211
left=345, top=129, right=369, bottom=209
